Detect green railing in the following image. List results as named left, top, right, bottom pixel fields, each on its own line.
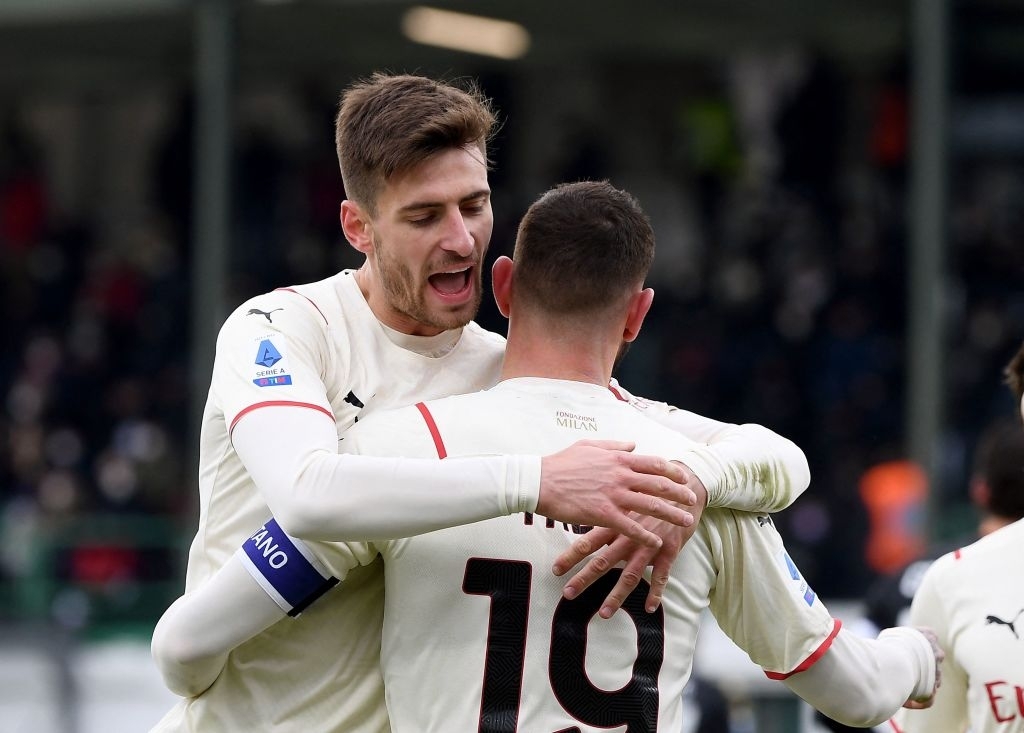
left=4, top=514, right=188, bottom=639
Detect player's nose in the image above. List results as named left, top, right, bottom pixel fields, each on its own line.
left=440, top=210, right=475, bottom=257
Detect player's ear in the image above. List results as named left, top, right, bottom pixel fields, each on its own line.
left=491, top=256, right=513, bottom=318
left=341, top=200, right=374, bottom=255
left=622, top=287, right=654, bottom=343
left=969, top=477, right=991, bottom=511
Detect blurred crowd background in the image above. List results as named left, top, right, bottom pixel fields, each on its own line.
left=1, top=1, right=1023, bottom=730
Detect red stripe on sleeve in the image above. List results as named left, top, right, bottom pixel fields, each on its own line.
left=230, top=401, right=335, bottom=433
left=276, top=287, right=328, bottom=325
left=764, top=618, right=843, bottom=680
left=415, top=402, right=447, bottom=459
left=954, top=548, right=962, bottom=560
left=888, top=719, right=905, bottom=732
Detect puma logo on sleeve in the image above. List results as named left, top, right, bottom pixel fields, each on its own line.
left=985, top=609, right=1024, bottom=639
left=247, top=308, right=284, bottom=323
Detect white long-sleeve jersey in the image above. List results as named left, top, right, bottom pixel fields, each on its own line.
left=152, top=272, right=812, bottom=733
left=159, top=379, right=931, bottom=732
left=893, top=518, right=1024, bottom=733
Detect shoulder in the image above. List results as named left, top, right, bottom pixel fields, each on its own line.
left=341, top=401, right=457, bottom=459
left=607, top=378, right=670, bottom=413
left=938, top=518, right=1024, bottom=570
left=348, top=391, right=493, bottom=458
left=622, top=404, right=703, bottom=457
left=220, top=284, right=333, bottom=341
left=460, top=321, right=507, bottom=353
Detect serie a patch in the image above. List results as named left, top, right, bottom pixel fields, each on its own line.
left=779, top=549, right=817, bottom=606
left=252, top=338, right=294, bottom=387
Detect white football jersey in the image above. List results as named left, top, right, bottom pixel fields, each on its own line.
left=151, top=271, right=505, bottom=733
left=303, top=378, right=837, bottom=733
left=893, top=518, right=1024, bottom=733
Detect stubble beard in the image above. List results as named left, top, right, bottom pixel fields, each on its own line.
left=374, top=235, right=483, bottom=332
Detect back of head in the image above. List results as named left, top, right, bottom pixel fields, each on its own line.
left=335, top=73, right=497, bottom=212
left=512, top=180, right=655, bottom=317
left=973, top=420, right=1024, bottom=521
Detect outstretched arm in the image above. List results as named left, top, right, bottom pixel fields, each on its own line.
left=609, top=381, right=810, bottom=511
left=890, top=557, right=968, bottom=732
left=701, top=509, right=940, bottom=728
left=784, top=626, right=942, bottom=727
left=235, top=406, right=695, bottom=548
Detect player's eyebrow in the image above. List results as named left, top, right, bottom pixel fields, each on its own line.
left=397, top=189, right=491, bottom=214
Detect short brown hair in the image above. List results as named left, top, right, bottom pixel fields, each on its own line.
left=512, top=180, right=655, bottom=315
left=1006, top=340, right=1024, bottom=409
left=973, top=420, right=1024, bottom=520
left=335, top=73, right=497, bottom=212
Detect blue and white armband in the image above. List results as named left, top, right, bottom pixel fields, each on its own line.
left=237, top=518, right=338, bottom=617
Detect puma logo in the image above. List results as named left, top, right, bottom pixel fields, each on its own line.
left=986, top=608, right=1024, bottom=639
left=247, top=308, right=283, bottom=323
left=757, top=515, right=773, bottom=527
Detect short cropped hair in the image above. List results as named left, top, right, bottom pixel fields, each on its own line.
left=973, top=420, right=1024, bottom=520
left=512, top=180, right=655, bottom=315
left=1005, top=340, right=1024, bottom=409
left=335, top=73, right=497, bottom=212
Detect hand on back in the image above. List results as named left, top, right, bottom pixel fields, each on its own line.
left=537, top=440, right=707, bottom=617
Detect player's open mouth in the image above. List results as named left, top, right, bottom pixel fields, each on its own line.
left=427, top=267, right=473, bottom=302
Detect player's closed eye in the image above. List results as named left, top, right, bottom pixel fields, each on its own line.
left=462, top=198, right=489, bottom=215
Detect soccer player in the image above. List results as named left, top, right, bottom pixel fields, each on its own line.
left=153, top=181, right=940, bottom=731
left=151, top=75, right=811, bottom=732
left=864, top=419, right=1024, bottom=633
left=891, top=341, right=1024, bottom=733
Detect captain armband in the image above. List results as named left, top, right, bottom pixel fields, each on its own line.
left=237, top=518, right=338, bottom=617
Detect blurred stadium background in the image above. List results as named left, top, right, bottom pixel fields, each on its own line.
left=1, top=1, right=1023, bottom=731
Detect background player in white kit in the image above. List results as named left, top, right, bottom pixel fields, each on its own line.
left=891, top=341, right=1024, bottom=733
left=151, top=74, right=813, bottom=732
left=154, top=180, right=942, bottom=732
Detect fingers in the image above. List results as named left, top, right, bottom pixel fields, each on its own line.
left=619, top=452, right=688, bottom=482
left=597, top=561, right=647, bottom=619
left=560, top=539, right=668, bottom=618
left=596, top=544, right=660, bottom=619
left=618, top=494, right=694, bottom=527
left=621, top=470, right=697, bottom=506
left=560, top=535, right=634, bottom=600
left=644, top=550, right=673, bottom=613
left=552, top=526, right=617, bottom=576
left=613, top=516, right=664, bottom=551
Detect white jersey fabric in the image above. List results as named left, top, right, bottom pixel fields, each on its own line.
left=152, top=271, right=505, bottom=733
left=306, top=378, right=838, bottom=733
left=892, top=518, right=1024, bottom=733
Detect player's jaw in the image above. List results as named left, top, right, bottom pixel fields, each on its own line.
left=376, top=240, right=484, bottom=334
left=421, top=254, right=484, bottom=328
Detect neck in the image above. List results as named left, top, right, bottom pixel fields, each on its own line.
left=498, top=316, right=620, bottom=387
left=979, top=515, right=1017, bottom=537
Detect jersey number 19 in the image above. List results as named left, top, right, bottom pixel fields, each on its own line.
left=463, top=558, right=666, bottom=733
